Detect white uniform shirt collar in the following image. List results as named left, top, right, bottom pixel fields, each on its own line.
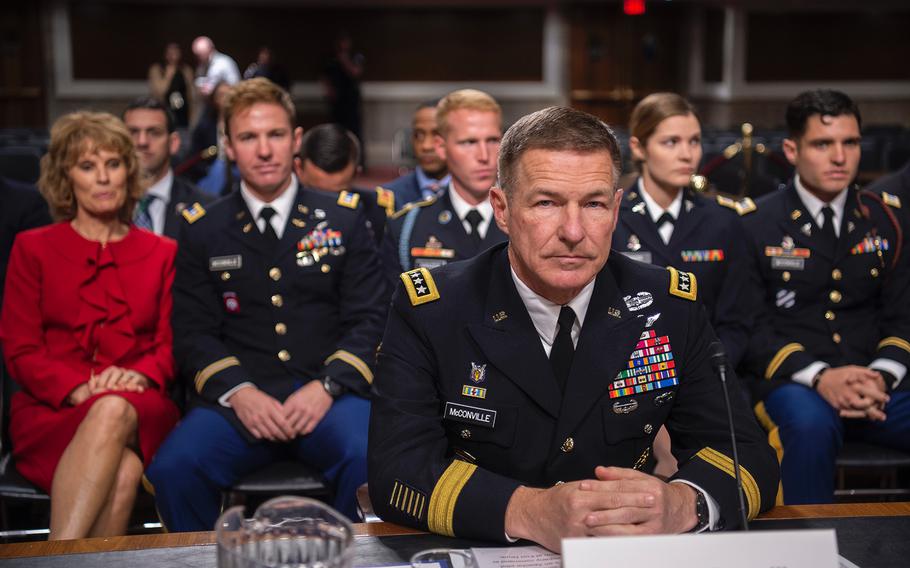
left=794, top=174, right=848, bottom=237
left=240, top=176, right=298, bottom=239
left=147, top=169, right=173, bottom=202
left=638, top=178, right=683, bottom=223
left=510, top=266, right=595, bottom=355
left=447, top=182, right=493, bottom=239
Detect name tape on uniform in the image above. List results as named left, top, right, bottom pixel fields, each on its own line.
left=444, top=402, right=496, bottom=428
left=209, top=254, right=242, bottom=271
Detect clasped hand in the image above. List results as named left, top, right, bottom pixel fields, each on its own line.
left=505, top=466, right=697, bottom=552
left=815, top=366, right=889, bottom=421
left=68, top=366, right=150, bottom=405
left=229, top=380, right=332, bottom=441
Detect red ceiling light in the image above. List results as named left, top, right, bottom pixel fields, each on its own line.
left=624, top=0, right=646, bottom=16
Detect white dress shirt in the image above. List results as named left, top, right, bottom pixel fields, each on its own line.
left=143, top=169, right=173, bottom=235
left=638, top=179, right=684, bottom=245
left=195, top=51, right=241, bottom=93
left=448, top=183, right=494, bottom=240
left=239, top=176, right=298, bottom=240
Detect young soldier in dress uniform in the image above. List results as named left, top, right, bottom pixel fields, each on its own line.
left=741, top=89, right=910, bottom=504
left=615, top=93, right=755, bottom=368
left=385, top=89, right=507, bottom=280
left=146, top=79, right=388, bottom=529
left=368, top=107, right=778, bottom=551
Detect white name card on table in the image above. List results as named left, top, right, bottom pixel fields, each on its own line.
left=562, top=529, right=840, bottom=568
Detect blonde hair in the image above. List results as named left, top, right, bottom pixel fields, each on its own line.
left=222, top=78, right=296, bottom=138
left=38, top=111, right=142, bottom=222
left=436, top=89, right=501, bottom=137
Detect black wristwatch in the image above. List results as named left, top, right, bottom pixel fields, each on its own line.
left=321, top=376, right=346, bottom=398
left=693, top=490, right=709, bottom=532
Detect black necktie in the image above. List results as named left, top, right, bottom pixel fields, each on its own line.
left=820, top=206, right=837, bottom=248
left=259, top=206, right=279, bottom=244
left=465, top=209, right=484, bottom=246
left=550, top=306, right=577, bottom=392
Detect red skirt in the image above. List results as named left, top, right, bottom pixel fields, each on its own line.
left=9, top=390, right=179, bottom=492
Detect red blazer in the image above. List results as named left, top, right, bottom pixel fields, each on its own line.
left=1, top=223, right=177, bottom=408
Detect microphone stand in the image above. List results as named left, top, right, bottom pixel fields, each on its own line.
left=710, top=342, right=750, bottom=531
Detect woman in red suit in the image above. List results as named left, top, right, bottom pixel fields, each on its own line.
left=0, top=111, right=179, bottom=539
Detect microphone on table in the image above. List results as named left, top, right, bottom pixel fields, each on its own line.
left=708, top=340, right=749, bottom=531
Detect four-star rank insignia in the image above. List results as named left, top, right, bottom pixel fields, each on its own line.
left=400, top=267, right=440, bottom=306
left=667, top=266, right=697, bottom=301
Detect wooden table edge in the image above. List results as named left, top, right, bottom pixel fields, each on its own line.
left=2, top=503, right=908, bottom=559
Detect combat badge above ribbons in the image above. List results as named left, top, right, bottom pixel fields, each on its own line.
left=297, top=227, right=345, bottom=266
left=400, top=267, right=440, bottom=306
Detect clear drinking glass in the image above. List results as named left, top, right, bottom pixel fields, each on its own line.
left=216, top=496, right=354, bottom=568
left=410, top=548, right=477, bottom=568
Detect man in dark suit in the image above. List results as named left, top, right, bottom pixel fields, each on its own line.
left=0, top=176, right=51, bottom=307
left=123, top=97, right=212, bottom=239
left=382, top=99, right=450, bottom=205
left=369, top=106, right=778, bottom=551
left=145, top=79, right=388, bottom=530
left=386, top=89, right=507, bottom=281
left=741, top=90, right=910, bottom=504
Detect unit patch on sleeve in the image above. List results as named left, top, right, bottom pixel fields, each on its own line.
left=400, top=267, right=440, bottom=306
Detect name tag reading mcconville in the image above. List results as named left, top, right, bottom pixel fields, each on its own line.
left=444, top=402, right=497, bottom=428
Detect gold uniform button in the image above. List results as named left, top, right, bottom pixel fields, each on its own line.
left=825, top=310, right=836, bottom=321
left=221, top=271, right=231, bottom=281
left=829, top=290, right=842, bottom=303
left=782, top=271, right=791, bottom=282
left=275, top=322, right=287, bottom=335
left=644, top=423, right=654, bottom=434
left=561, top=437, right=574, bottom=453
left=271, top=294, right=283, bottom=307
left=269, top=267, right=282, bottom=281
left=831, top=269, right=842, bottom=281
left=871, top=268, right=880, bottom=278
left=461, top=429, right=471, bottom=439
left=278, top=349, right=291, bottom=362
left=321, top=264, right=331, bottom=273
left=832, top=333, right=842, bottom=344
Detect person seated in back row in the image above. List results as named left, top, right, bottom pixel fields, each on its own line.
left=0, top=111, right=179, bottom=539
left=741, top=89, right=910, bottom=504
left=145, top=79, right=388, bottom=530
left=382, top=99, right=450, bottom=205
left=385, top=89, right=508, bottom=282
